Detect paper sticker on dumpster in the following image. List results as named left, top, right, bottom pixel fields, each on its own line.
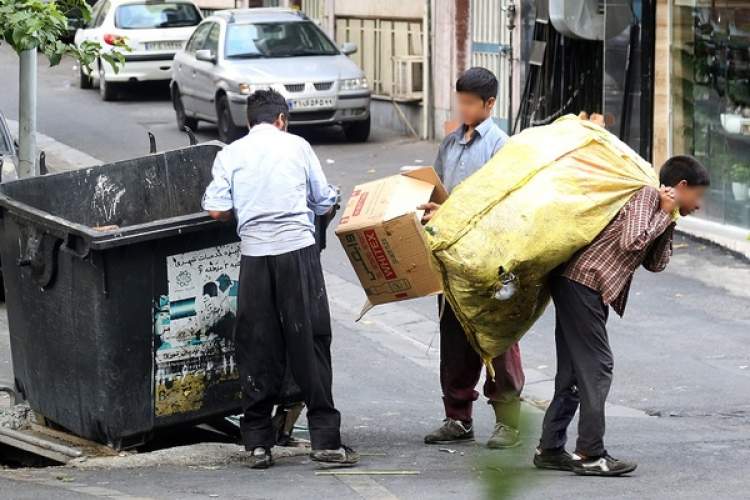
left=154, top=243, right=241, bottom=417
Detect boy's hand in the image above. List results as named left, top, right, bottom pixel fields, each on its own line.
left=659, top=185, right=679, bottom=214
left=578, top=111, right=606, bottom=128
left=418, top=202, right=441, bottom=224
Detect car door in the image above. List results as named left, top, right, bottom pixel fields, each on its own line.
left=193, top=22, right=221, bottom=118
left=176, top=22, right=212, bottom=113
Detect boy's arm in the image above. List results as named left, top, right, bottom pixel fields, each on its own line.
left=305, top=143, right=337, bottom=216
left=419, top=142, right=448, bottom=223
left=202, top=152, right=234, bottom=221
left=619, top=187, right=674, bottom=253
left=642, top=223, right=676, bottom=272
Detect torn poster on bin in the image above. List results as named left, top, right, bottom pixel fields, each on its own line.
left=153, top=243, right=241, bottom=416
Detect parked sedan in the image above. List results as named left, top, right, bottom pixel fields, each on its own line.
left=75, top=0, right=202, bottom=100
left=170, top=8, right=371, bottom=143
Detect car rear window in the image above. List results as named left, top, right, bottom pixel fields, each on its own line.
left=115, top=2, right=201, bottom=29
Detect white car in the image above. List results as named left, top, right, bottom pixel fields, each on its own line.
left=75, top=0, right=203, bottom=100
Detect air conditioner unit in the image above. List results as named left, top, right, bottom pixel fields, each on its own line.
left=549, top=0, right=632, bottom=41
left=392, top=56, right=424, bottom=101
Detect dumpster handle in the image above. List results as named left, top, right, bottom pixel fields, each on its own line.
left=184, top=126, right=197, bottom=146
left=17, top=228, right=63, bottom=289
left=148, top=131, right=157, bottom=154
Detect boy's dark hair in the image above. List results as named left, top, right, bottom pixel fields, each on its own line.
left=456, top=67, right=498, bottom=102
left=659, top=155, right=711, bottom=187
left=246, top=89, right=289, bottom=127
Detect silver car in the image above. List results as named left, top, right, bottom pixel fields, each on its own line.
left=170, top=8, right=371, bottom=143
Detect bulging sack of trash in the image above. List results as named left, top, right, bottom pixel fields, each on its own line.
left=425, top=115, right=658, bottom=370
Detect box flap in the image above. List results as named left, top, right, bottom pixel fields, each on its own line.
left=382, top=176, right=435, bottom=222
left=336, top=170, right=443, bottom=233
left=400, top=166, right=449, bottom=204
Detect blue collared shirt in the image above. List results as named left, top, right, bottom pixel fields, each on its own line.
left=434, top=116, right=509, bottom=193
left=202, top=123, right=337, bottom=256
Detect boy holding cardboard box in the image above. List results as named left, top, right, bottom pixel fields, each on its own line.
left=420, top=67, right=525, bottom=449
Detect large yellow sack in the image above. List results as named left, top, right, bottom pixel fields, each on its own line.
left=425, top=115, right=658, bottom=370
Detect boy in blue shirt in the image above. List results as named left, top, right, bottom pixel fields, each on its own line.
left=421, top=67, right=525, bottom=449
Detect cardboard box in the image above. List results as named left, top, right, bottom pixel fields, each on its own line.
left=335, top=167, right=448, bottom=315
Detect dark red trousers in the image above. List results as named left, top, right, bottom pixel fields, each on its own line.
left=439, top=299, right=525, bottom=427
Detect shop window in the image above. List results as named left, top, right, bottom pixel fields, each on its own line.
left=672, top=2, right=750, bottom=229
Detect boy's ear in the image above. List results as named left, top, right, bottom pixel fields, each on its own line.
left=274, top=113, right=288, bottom=131
left=485, top=96, right=496, bottom=110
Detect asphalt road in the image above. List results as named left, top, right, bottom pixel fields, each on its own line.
left=1, top=47, right=750, bottom=499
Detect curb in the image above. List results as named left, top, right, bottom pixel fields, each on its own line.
left=675, top=217, right=750, bottom=263
left=5, top=119, right=102, bottom=174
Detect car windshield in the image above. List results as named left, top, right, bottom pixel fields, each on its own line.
left=224, top=21, right=339, bottom=59
left=115, top=2, right=201, bottom=29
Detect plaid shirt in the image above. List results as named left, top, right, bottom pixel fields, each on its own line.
left=562, top=186, right=676, bottom=316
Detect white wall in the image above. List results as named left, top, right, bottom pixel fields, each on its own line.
left=334, top=0, right=425, bottom=19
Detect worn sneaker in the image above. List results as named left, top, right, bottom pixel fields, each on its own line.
left=487, top=423, right=520, bottom=449
left=248, top=446, right=273, bottom=469
left=533, top=447, right=577, bottom=471
left=571, top=452, right=637, bottom=477
left=424, top=418, right=474, bottom=444
left=311, top=445, right=359, bottom=467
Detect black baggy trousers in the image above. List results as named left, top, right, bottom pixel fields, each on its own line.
left=539, top=276, right=613, bottom=457
left=235, top=244, right=341, bottom=451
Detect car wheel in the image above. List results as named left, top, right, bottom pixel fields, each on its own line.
left=344, top=116, right=371, bottom=143
left=98, top=64, right=118, bottom=101
left=217, top=94, right=243, bottom=143
left=173, top=87, right=199, bottom=131
left=79, top=67, right=93, bottom=89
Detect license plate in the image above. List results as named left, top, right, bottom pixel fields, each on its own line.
left=144, top=40, right=183, bottom=51
left=289, top=97, right=336, bottom=110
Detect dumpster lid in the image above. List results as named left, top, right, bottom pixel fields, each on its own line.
left=0, top=141, right=229, bottom=253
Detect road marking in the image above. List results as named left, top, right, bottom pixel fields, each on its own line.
left=336, top=474, right=401, bottom=500
left=0, top=472, right=155, bottom=499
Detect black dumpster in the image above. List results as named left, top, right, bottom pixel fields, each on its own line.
left=0, top=142, right=246, bottom=448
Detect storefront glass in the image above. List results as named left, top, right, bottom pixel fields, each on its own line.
left=671, top=1, right=750, bottom=229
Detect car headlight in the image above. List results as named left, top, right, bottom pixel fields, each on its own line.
left=239, top=83, right=272, bottom=95
left=339, top=77, right=368, bottom=91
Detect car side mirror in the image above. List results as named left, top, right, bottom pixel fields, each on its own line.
left=195, top=49, right=217, bottom=63
left=340, top=42, right=357, bottom=56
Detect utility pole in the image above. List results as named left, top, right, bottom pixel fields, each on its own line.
left=18, top=48, right=38, bottom=178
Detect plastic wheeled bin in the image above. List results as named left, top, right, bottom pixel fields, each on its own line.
left=0, top=142, right=247, bottom=448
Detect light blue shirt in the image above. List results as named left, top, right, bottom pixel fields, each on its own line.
left=202, top=123, right=337, bottom=256
left=434, top=116, right=509, bottom=193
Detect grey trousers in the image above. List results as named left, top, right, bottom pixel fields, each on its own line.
left=539, top=276, right=613, bottom=457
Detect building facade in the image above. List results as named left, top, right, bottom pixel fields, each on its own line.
left=656, top=0, right=750, bottom=231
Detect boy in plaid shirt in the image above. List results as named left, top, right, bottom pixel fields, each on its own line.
left=533, top=155, right=710, bottom=477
